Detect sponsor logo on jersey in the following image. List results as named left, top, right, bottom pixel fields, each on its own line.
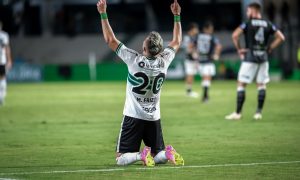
left=144, top=62, right=164, bottom=69
left=139, top=59, right=165, bottom=69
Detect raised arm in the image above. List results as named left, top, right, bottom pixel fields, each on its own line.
left=97, top=0, right=120, bottom=51
left=232, top=27, right=247, bottom=60
left=268, top=30, right=285, bottom=53
left=168, top=0, right=182, bottom=52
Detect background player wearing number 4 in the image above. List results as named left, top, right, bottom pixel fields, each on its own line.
left=225, top=2, right=285, bottom=120
left=97, top=0, right=184, bottom=166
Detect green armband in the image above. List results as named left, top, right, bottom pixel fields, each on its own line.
left=100, top=13, right=108, bottom=20
left=174, top=15, right=181, bottom=22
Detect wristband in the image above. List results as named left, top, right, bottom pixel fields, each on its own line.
left=174, top=15, right=181, bottom=22
left=100, top=13, right=108, bottom=20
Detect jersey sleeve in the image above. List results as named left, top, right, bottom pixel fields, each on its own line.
left=240, top=22, right=247, bottom=31
left=3, top=33, right=9, bottom=45
left=213, top=37, right=221, bottom=45
left=269, top=22, right=278, bottom=34
left=115, top=43, right=139, bottom=65
left=160, top=46, right=176, bottom=67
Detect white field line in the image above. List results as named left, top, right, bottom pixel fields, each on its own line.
left=0, top=161, right=300, bottom=176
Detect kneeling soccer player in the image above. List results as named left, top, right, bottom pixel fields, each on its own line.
left=97, top=0, right=184, bottom=166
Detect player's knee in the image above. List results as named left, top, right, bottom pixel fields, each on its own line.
left=202, top=79, right=211, bottom=87
left=257, top=84, right=266, bottom=90
left=238, top=81, right=247, bottom=87
left=237, top=86, right=245, bottom=92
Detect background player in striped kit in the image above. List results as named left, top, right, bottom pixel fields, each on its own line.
left=197, top=21, right=222, bottom=102
left=183, top=23, right=200, bottom=98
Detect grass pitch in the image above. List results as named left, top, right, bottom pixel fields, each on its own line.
left=0, top=81, right=300, bottom=179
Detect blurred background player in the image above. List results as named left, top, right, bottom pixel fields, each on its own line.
left=97, top=0, right=184, bottom=166
left=0, top=21, right=12, bottom=106
left=197, top=21, right=222, bottom=102
left=183, top=23, right=200, bottom=98
left=225, top=2, right=285, bottom=120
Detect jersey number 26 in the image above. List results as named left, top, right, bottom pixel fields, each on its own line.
left=132, top=72, right=165, bottom=95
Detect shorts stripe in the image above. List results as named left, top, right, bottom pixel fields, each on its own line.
left=116, top=116, right=125, bottom=153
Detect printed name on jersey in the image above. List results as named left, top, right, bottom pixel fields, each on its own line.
left=251, top=20, right=268, bottom=27
left=136, top=97, right=157, bottom=103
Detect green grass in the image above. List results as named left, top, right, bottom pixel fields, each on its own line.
left=0, top=81, right=300, bottom=179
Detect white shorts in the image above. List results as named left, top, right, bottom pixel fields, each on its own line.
left=198, top=63, right=216, bottom=77
left=238, top=61, right=270, bottom=84
left=184, top=60, right=198, bottom=76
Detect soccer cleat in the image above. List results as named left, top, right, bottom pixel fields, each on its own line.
left=202, top=97, right=209, bottom=103
left=140, top=146, right=155, bottom=167
left=187, top=91, right=199, bottom=98
left=253, top=113, right=262, bottom=120
left=225, top=112, right=242, bottom=120
left=165, top=145, right=184, bottom=165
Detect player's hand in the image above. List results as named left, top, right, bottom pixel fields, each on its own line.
left=97, top=0, right=107, bottom=14
left=267, top=47, right=273, bottom=54
left=192, top=52, right=199, bottom=60
left=171, top=0, right=181, bottom=15
left=213, top=54, right=220, bottom=61
left=238, top=48, right=248, bottom=60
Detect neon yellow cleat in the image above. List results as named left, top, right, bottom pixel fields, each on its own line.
left=165, top=145, right=184, bottom=166
left=141, top=146, right=155, bottom=167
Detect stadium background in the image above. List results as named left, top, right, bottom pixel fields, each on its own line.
left=0, top=0, right=299, bottom=82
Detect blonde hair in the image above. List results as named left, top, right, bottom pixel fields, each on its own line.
left=147, top=31, right=163, bottom=56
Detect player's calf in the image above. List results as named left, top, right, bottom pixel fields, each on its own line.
left=201, top=79, right=211, bottom=102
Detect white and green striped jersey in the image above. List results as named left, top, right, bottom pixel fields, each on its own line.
left=116, top=43, right=175, bottom=121
left=0, top=30, right=9, bottom=65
